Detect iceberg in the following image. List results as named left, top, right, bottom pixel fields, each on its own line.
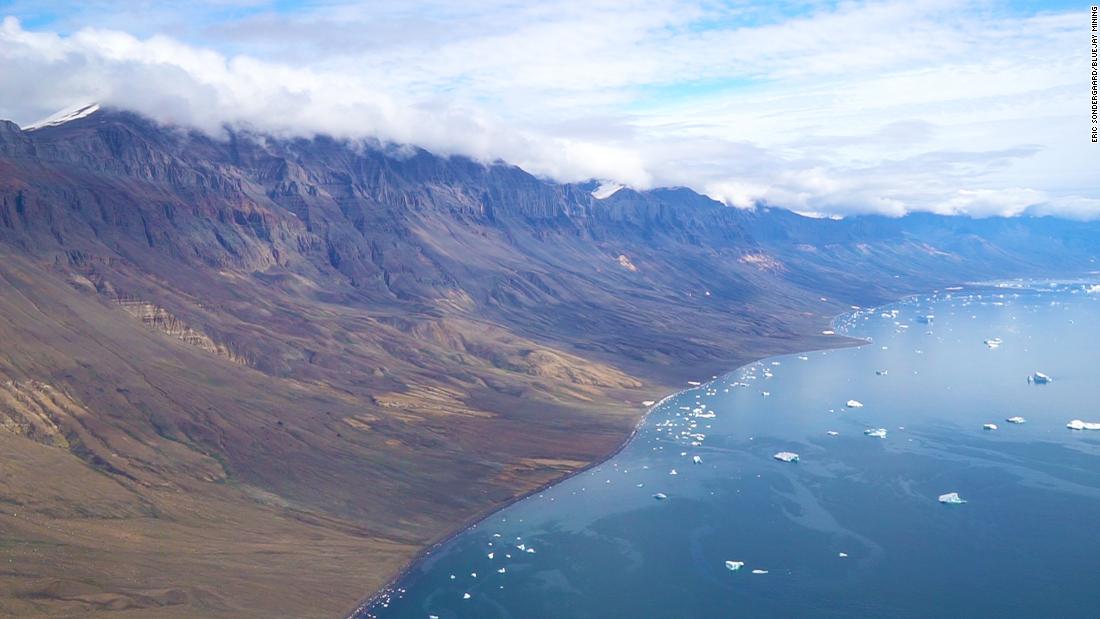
left=875, top=369, right=888, bottom=376
left=1005, top=416, right=1026, bottom=424
left=938, top=492, right=967, bottom=504
left=1029, top=372, right=1052, bottom=384
left=463, top=593, right=472, bottom=600
left=984, top=337, right=1003, bottom=349
left=864, top=428, right=887, bottom=439
left=826, top=430, right=839, bottom=436
left=642, top=400, right=656, bottom=406
left=653, top=492, right=669, bottom=500
left=751, top=569, right=769, bottom=574
left=838, top=552, right=848, bottom=558
left=846, top=400, right=865, bottom=408
left=725, top=560, right=744, bottom=571
left=773, top=451, right=800, bottom=463
left=982, top=423, right=998, bottom=431
left=1067, top=419, right=1100, bottom=430
left=692, top=455, right=703, bottom=464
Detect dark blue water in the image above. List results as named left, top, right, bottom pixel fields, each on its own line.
left=359, top=282, right=1100, bottom=619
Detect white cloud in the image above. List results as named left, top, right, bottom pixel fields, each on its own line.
left=0, top=1, right=1095, bottom=218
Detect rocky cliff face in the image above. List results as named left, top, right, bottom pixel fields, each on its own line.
left=0, top=107, right=1096, bottom=618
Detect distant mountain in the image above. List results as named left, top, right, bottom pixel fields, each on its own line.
left=0, top=106, right=1096, bottom=618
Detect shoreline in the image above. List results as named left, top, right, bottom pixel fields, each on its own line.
left=341, top=334, right=864, bottom=618
left=342, top=388, right=677, bottom=618
left=342, top=280, right=1044, bottom=617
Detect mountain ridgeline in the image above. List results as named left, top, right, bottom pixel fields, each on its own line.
left=0, top=108, right=1095, bottom=618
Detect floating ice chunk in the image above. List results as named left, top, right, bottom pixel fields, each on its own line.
left=725, top=560, right=745, bottom=571
left=497, top=567, right=506, bottom=574
left=938, top=492, right=967, bottom=504
left=692, top=455, right=703, bottom=464
left=642, top=400, right=656, bottom=406
left=982, top=423, right=998, bottom=431
left=653, top=492, right=669, bottom=500
left=751, top=569, right=769, bottom=574
left=487, top=552, right=494, bottom=559
left=1067, top=419, right=1100, bottom=430
left=669, top=469, right=678, bottom=475
left=687, top=381, right=702, bottom=386
left=984, top=338, right=1003, bottom=349
left=526, top=547, right=536, bottom=554
left=846, top=400, right=865, bottom=408
left=798, top=355, right=809, bottom=361
left=826, top=430, right=839, bottom=436
left=1006, top=416, right=1026, bottom=424
left=761, top=391, right=771, bottom=397
left=463, top=592, right=472, bottom=600
left=822, top=330, right=835, bottom=335
left=838, top=552, right=848, bottom=558
left=1029, top=372, right=1052, bottom=384
left=773, top=451, right=800, bottom=463
left=875, top=369, right=888, bottom=376
left=864, top=428, right=887, bottom=439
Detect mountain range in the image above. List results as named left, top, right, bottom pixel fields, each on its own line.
left=0, top=107, right=1096, bottom=618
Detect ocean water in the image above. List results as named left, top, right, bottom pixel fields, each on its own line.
left=359, top=282, right=1100, bottom=619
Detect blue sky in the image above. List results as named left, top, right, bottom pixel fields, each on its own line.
left=0, top=1, right=1096, bottom=217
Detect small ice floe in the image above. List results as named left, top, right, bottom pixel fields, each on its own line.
left=653, top=492, right=669, bottom=500
left=526, top=547, right=536, bottom=554
left=983, top=423, right=998, bottom=431
left=875, top=369, right=888, bottom=376
left=751, top=569, right=769, bottom=575
left=846, top=400, right=865, bottom=408
left=642, top=400, right=656, bottom=406
left=838, top=552, right=848, bottom=558
left=1067, top=419, right=1100, bottom=430
left=1006, top=416, right=1027, bottom=424
left=938, top=492, right=967, bottom=505
left=984, top=338, right=1003, bottom=349
left=725, top=560, right=745, bottom=571
left=798, top=355, right=809, bottom=361
left=761, top=391, right=771, bottom=397
left=688, top=381, right=702, bottom=386
left=864, top=428, right=888, bottom=439
left=826, top=430, right=839, bottom=436
left=487, top=552, right=494, bottom=559
left=773, top=451, right=800, bottom=463
left=463, top=593, right=472, bottom=600
left=497, top=567, right=506, bottom=574
left=692, top=455, right=703, bottom=465
left=1028, top=372, right=1052, bottom=384
left=670, top=469, right=678, bottom=475
left=822, top=330, right=836, bottom=335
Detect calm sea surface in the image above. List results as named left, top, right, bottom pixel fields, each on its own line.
left=359, top=282, right=1100, bottom=619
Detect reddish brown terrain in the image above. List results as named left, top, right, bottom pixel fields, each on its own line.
left=0, top=109, right=1096, bottom=618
